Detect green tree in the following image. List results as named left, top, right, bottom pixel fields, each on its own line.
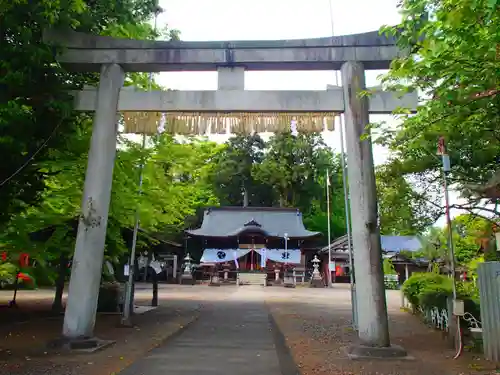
left=0, top=0, right=167, bottom=226
left=414, top=227, right=448, bottom=271
left=1, top=133, right=222, bottom=277
left=378, top=0, right=500, bottom=219
left=376, top=164, right=440, bottom=235
left=452, top=213, right=493, bottom=264
left=301, top=153, right=347, bottom=243
left=252, top=132, right=330, bottom=210
left=207, top=132, right=347, bottom=244
left=210, top=134, right=275, bottom=206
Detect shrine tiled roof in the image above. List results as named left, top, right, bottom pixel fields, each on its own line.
left=185, top=206, right=321, bottom=239
left=320, top=234, right=422, bottom=253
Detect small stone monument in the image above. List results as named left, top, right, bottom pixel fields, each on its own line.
left=283, top=266, right=296, bottom=288
left=222, top=263, right=231, bottom=283
left=180, top=253, right=194, bottom=285
left=209, top=264, right=221, bottom=286
left=274, top=265, right=282, bottom=285
left=309, top=255, right=324, bottom=288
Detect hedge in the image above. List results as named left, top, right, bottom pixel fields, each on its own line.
left=402, top=272, right=480, bottom=319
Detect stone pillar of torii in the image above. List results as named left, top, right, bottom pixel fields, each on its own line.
left=45, top=28, right=415, bottom=357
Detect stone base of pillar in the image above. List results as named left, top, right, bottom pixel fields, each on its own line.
left=283, top=276, right=295, bottom=288
left=48, top=337, right=115, bottom=353
left=309, top=278, right=325, bottom=288
left=209, top=275, right=221, bottom=286
left=345, top=344, right=410, bottom=360
left=180, top=274, right=194, bottom=285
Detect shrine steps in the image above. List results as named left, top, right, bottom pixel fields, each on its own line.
left=237, top=272, right=267, bottom=286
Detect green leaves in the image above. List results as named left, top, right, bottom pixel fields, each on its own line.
left=0, top=0, right=179, bottom=227
left=252, top=132, right=330, bottom=210
left=210, top=132, right=347, bottom=244
left=379, top=0, right=500, bottom=219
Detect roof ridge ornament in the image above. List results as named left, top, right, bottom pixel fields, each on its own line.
left=244, top=218, right=262, bottom=227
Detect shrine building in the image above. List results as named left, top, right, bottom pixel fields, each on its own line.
left=185, top=207, right=322, bottom=285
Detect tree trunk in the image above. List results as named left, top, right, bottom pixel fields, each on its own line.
left=52, top=253, right=67, bottom=313
left=243, top=187, right=249, bottom=207
left=279, top=196, right=285, bottom=207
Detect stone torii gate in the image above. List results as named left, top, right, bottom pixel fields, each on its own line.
left=45, top=28, right=416, bottom=356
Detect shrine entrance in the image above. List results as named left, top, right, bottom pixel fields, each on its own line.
left=45, top=27, right=417, bottom=350
left=191, top=207, right=315, bottom=286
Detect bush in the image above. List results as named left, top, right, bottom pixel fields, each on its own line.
left=402, top=272, right=451, bottom=307
left=30, top=264, right=57, bottom=287
left=457, top=281, right=481, bottom=320
left=97, top=281, right=123, bottom=313
left=403, top=272, right=481, bottom=321
left=0, top=263, right=18, bottom=288
left=384, top=275, right=399, bottom=290
left=418, top=283, right=452, bottom=310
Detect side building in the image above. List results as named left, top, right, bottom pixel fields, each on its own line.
left=185, top=206, right=321, bottom=285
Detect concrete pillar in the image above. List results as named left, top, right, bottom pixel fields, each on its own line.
left=341, top=61, right=390, bottom=348
left=63, top=63, right=124, bottom=339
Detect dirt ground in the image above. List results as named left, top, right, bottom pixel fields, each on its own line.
left=0, top=286, right=204, bottom=375
left=265, top=286, right=500, bottom=375
left=0, top=285, right=499, bottom=375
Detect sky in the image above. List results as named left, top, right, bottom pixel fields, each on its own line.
left=155, top=0, right=400, bottom=164
left=153, top=0, right=462, bottom=225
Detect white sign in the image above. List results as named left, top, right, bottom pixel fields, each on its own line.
left=260, top=248, right=267, bottom=268
left=123, top=264, right=130, bottom=276
left=200, top=248, right=301, bottom=264
left=149, top=260, right=162, bottom=274
left=262, top=249, right=301, bottom=264
left=200, top=248, right=252, bottom=263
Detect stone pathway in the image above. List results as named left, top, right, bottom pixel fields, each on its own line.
left=120, top=289, right=286, bottom=375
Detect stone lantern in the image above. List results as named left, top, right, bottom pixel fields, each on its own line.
left=221, top=262, right=232, bottom=284
left=274, top=264, right=282, bottom=285
left=310, top=255, right=324, bottom=288
left=180, top=253, right=194, bottom=285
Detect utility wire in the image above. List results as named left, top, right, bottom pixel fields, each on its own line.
left=0, top=119, right=63, bottom=187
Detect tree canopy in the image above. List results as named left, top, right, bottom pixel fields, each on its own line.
left=3, top=0, right=469, bottom=289
left=209, top=134, right=275, bottom=207
left=0, top=0, right=173, bottom=226
left=376, top=164, right=440, bottom=235
left=379, top=0, right=500, bottom=220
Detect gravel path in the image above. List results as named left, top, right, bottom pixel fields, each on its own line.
left=266, top=286, right=498, bottom=375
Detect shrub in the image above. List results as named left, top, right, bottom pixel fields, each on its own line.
left=418, top=283, right=452, bottom=310
left=402, top=272, right=451, bottom=307
left=17, top=272, right=37, bottom=289
left=384, top=275, right=399, bottom=290
left=97, top=281, right=123, bottom=312
left=383, top=258, right=397, bottom=275
left=0, top=263, right=17, bottom=288
left=30, top=264, right=57, bottom=287
left=457, top=281, right=481, bottom=320
left=403, top=272, right=481, bottom=322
